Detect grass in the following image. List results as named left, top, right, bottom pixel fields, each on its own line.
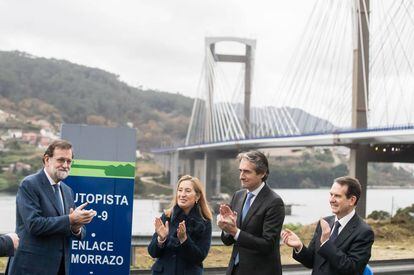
left=132, top=220, right=414, bottom=270
left=132, top=237, right=414, bottom=270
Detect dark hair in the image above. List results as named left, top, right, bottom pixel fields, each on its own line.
left=43, top=139, right=73, bottom=164
left=334, top=176, right=362, bottom=205
left=237, top=150, right=269, bottom=181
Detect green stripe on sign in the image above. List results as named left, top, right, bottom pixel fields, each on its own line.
left=69, top=159, right=136, bottom=179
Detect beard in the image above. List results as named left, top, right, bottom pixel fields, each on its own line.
left=54, top=169, right=69, bottom=181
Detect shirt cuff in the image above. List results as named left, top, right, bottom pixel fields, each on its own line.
left=320, top=239, right=329, bottom=247
left=157, top=236, right=167, bottom=247
left=234, top=229, right=241, bottom=240
left=71, top=227, right=81, bottom=236
left=294, top=243, right=304, bottom=254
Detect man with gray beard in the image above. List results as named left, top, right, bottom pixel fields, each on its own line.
left=7, top=140, right=96, bottom=275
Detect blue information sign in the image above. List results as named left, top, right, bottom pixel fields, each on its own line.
left=62, top=124, right=136, bottom=275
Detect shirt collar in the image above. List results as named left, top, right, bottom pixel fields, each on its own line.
left=44, top=168, right=60, bottom=186
left=248, top=182, right=265, bottom=197
left=335, top=208, right=355, bottom=228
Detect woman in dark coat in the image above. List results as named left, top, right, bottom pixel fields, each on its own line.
left=148, top=175, right=213, bottom=275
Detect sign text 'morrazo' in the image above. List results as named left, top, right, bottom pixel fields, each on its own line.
left=71, top=240, right=124, bottom=266
left=71, top=254, right=124, bottom=266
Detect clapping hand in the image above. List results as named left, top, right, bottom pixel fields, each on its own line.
left=177, top=220, right=187, bottom=243
left=217, top=204, right=238, bottom=235
left=69, top=202, right=97, bottom=233
left=281, top=229, right=303, bottom=251
left=154, top=217, right=169, bottom=243
left=319, top=218, right=331, bottom=244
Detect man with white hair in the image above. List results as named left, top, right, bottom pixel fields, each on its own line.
left=7, top=139, right=96, bottom=275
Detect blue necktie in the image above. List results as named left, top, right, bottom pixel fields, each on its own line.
left=235, top=192, right=255, bottom=265
left=53, top=184, right=64, bottom=215
left=242, top=192, right=255, bottom=223
left=330, top=221, right=341, bottom=241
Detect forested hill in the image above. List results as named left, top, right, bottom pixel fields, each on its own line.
left=0, top=51, right=193, bottom=149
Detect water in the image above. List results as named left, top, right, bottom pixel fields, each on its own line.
left=1, top=188, right=413, bottom=234
left=275, top=188, right=414, bottom=224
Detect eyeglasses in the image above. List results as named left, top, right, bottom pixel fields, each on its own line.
left=52, top=157, right=73, bottom=165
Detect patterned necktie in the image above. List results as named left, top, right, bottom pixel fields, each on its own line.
left=330, top=221, right=341, bottom=241
left=53, top=184, right=64, bottom=215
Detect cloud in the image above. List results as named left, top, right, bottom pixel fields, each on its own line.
left=0, top=0, right=316, bottom=96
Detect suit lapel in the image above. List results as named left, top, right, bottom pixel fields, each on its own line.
left=235, top=191, right=247, bottom=228
left=335, top=213, right=359, bottom=247
left=40, top=170, right=64, bottom=216
left=241, top=184, right=269, bottom=228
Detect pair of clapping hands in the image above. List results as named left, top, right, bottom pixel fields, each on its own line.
left=217, top=204, right=238, bottom=236
left=154, top=218, right=187, bottom=244
left=69, top=202, right=97, bottom=234
left=281, top=218, right=334, bottom=250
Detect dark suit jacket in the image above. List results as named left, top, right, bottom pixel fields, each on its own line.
left=221, top=183, right=285, bottom=275
left=293, top=213, right=374, bottom=275
left=0, top=235, right=14, bottom=257
left=148, top=204, right=212, bottom=275
left=6, top=169, right=85, bottom=275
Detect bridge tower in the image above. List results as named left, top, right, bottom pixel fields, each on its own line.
left=198, top=37, right=256, bottom=197
left=204, top=37, right=256, bottom=139
left=169, top=38, right=256, bottom=198
left=350, top=0, right=370, bottom=217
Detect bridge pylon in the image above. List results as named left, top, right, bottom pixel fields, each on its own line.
left=350, top=0, right=370, bottom=218
left=204, top=37, right=256, bottom=139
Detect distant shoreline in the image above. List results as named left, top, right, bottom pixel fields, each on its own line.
left=368, top=185, right=414, bottom=189
left=273, top=186, right=414, bottom=190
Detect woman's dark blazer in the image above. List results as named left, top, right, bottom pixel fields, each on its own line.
left=148, top=204, right=212, bottom=275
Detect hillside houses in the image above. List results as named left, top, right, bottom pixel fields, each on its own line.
left=0, top=115, right=58, bottom=149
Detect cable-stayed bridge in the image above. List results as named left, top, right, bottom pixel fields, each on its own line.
left=155, top=0, right=414, bottom=217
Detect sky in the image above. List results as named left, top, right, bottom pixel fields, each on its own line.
left=0, top=0, right=316, bottom=98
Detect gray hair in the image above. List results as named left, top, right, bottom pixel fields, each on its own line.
left=237, top=150, right=269, bottom=182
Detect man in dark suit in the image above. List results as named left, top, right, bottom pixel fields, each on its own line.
left=7, top=140, right=96, bottom=275
left=218, top=151, right=285, bottom=275
left=282, top=176, right=374, bottom=275
left=0, top=233, right=19, bottom=257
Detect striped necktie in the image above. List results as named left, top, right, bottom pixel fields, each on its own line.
left=330, top=221, right=341, bottom=241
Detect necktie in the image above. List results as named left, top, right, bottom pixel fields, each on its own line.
left=235, top=192, right=255, bottom=266
left=330, top=221, right=341, bottom=241
left=53, top=184, right=64, bottom=215
left=241, top=192, right=255, bottom=223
